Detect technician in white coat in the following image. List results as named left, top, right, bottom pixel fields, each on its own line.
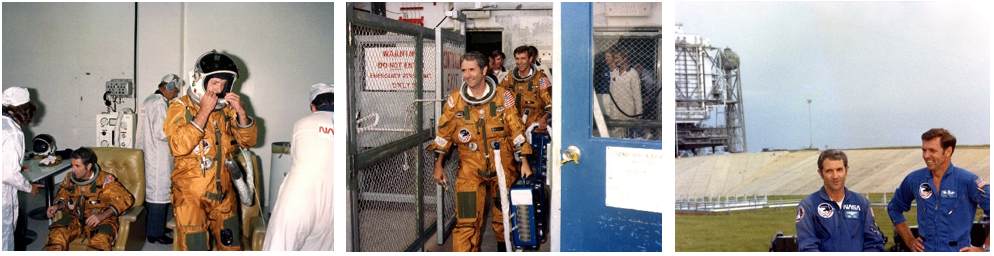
left=608, top=50, right=642, bottom=138
left=2, top=87, right=43, bottom=251
left=135, top=74, right=181, bottom=245
left=263, top=83, right=335, bottom=251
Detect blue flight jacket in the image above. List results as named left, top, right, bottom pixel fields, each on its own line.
left=887, top=163, right=990, bottom=252
left=796, top=187, right=885, bottom=252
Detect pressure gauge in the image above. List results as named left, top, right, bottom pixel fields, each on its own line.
left=100, top=140, right=110, bottom=147
left=100, top=117, right=109, bottom=126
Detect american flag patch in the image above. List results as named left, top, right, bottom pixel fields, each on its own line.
left=504, top=91, right=514, bottom=108
left=540, top=78, right=550, bottom=90
left=447, top=95, right=454, bottom=108
left=977, top=178, right=987, bottom=189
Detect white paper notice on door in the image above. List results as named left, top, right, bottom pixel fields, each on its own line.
left=604, top=146, right=663, bottom=213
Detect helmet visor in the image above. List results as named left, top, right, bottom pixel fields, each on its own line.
left=204, top=72, right=235, bottom=97
left=197, top=52, right=239, bottom=74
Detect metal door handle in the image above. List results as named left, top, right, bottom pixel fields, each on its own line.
left=560, top=145, right=581, bottom=167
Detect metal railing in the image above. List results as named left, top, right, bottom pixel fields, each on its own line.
left=675, top=193, right=908, bottom=214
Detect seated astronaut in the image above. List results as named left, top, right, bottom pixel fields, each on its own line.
left=44, top=147, right=135, bottom=251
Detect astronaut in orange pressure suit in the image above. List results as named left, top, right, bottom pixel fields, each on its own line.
left=498, top=45, right=552, bottom=134
left=164, top=50, right=257, bottom=251
left=429, top=51, right=533, bottom=252
left=45, top=147, right=134, bottom=251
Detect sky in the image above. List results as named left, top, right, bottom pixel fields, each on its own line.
left=675, top=1, right=991, bottom=152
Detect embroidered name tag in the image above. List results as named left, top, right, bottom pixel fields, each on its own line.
left=940, top=190, right=957, bottom=198
left=844, top=210, right=859, bottom=219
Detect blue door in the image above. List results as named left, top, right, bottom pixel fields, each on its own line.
left=555, top=2, right=663, bottom=252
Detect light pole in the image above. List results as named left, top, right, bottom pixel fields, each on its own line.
left=807, top=99, right=813, bottom=150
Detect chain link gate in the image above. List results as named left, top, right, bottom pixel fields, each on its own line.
left=592, top=30, right=663, bottom=140
left=347, top=5, right=465, bottom=252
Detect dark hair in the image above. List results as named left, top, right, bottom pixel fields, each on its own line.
left=922, top=128, right=956, bottom=155
left=491, top=50, right=505, bottom=59
left=613, top=47, right=627, bottom=60
left=311, top=93, right=333, bottom=110
left=2, top=101, right=37, bottom=126
left=157, top=80, right=169, bottom=89
left=817, top=149, right=848, bottom=171
left=70, top=147, right=98, bottom=169
left=606, top=46, right=620, bottom=56
left=461, top=51, right=489, bottom=71
left=513, top=45, right=531, bottom=57
left=528, top=46, right=542, bottom=65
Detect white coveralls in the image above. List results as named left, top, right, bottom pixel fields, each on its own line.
left=2, top=115, right=32, bottom=251
left=263, top=110, right=334, bottom=251
left=136, top=92, right=174, bottom=205
left=136, top=92, right=174, bottom=239
left=607, top=67, right=642, bottom=138
left=495, top=70, right=508, bottom=84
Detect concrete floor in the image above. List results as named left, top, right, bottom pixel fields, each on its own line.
left=422, top=194, right=550, bottom=252
left=350, top=195, right=550, bottom=252
left=14, top=187, right=172, bottom=251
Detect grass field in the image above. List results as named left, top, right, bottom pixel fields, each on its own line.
left=674, top=194, right=988, bottom=252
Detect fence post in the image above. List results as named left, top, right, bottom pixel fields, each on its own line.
left=413, top=32, right=426, bottom=246
left=346, top=5, right=361, bottom=251
left=434, top=26, right=445, bottom=247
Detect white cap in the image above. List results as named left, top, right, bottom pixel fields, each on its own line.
left=309, top=83, right=334, bottom=102
left=2, top=87, right=30, bottom=107
left=161, top=74, right=180, bottom=91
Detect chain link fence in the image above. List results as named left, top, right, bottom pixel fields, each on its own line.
left=347, top=7, right=465, bottom=251
left=593, top=31, right=662, bottom=140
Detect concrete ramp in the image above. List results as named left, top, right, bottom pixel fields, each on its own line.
left=675, top=147, right=990, bottom=198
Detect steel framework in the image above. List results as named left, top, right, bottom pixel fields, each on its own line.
left=674, top=26, right=746, bottom=153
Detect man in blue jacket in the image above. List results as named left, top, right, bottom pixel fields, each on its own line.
left=795, top=149, right=885, bottom=251
left=888, top=128, right=990, bottom=252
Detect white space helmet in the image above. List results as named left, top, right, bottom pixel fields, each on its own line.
left=188, top=50, right=239, bottom=110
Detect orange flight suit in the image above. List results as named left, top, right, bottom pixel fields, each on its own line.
left=164, top=95, right=257, bottom=251
left=499, top=64, right=552, bottom=133
left=428, top=79, right=532, bottom=251
left=45, top=170, right=134, bottom=251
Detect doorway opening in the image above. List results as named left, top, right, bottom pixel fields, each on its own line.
left=466, top=31, right=503, bottom=58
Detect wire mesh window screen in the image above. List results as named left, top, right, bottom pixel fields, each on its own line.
left=354, top=146, right=419, bottom=252
left=593, top=32, right=662, bottom=141
left=349, top=18, right=462, bottom=251
left=352, top=28, right=425, bottom=152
